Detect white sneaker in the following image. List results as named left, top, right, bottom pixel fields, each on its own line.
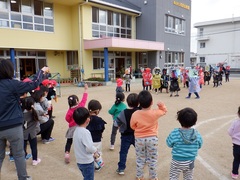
left=110, top=145, right=114, bottom=150
left=32, top=158, right=41, bottom=166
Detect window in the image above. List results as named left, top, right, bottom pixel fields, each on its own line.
left=0, top=0, right=7, bottom=10
left=165, top=15, right=185, bottom=35
left=0, top=0, right=54, bottom=31
left=200, top=57, right=205, bottom=63
left=67, top=51, right=78, bottom=70
left=22, top=0, right=32, bottom=14
left=93, top=58, right=104, bottom=69
left=92, top=7, right=131, bottom=38
left=164, top=51, right=184, bottom=67
left=200, top=42, right=205, bottom=48
left=199, top=28, right=204, bottom=36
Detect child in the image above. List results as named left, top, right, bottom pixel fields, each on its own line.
left=108, top=92, right=127, bottom=150
left=169, top=70, right=180, bottom=97
left=130, top=90, right=167, bottom=180
left=228, top=106, right=240, bottom=179
left=64, top=83, right=88, bottom=163
left=116, top=77, right=124, bottom=93
left=86, top=99, right=107, bottom=170
left=23, top=96, right=41, bottom=166
left=166, top=107, right=203, bottom=180
left=115, top=93, right=139, bottom=175
left=32, top=89, right=55, bottom=144
left=123, top=68, right=132, bottom=92
left=73, top=107, right=99, bottom=180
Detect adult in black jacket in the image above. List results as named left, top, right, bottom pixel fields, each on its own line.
left=0, top=59, right=49, bottom=180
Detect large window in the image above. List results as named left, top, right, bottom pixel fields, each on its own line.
left=200, top=57, right=205, bottom=63
left=164, top=51, right=184, bottom=67
left=165, top=15, right=185, bottom=35
left=0, top=0, right=54, bottom=32
left=92, top=7, right=131, bottom=38
left=67, top=51, right=78, bottom=70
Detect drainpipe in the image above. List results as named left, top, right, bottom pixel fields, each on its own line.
left=78, top=0, right=89, bottom=82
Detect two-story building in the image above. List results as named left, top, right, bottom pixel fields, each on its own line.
left=0, top=0, right=191, bottom=82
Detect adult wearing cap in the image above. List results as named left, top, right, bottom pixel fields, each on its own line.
left=0, top=59, right=49, bottom=180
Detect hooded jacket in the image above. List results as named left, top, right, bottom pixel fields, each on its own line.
left=0, top=70, right=43, bottom=131
left=166, top=128, right=203, bottom=161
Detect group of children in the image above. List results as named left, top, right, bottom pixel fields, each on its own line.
left=70, top=83, right=204, bottom=180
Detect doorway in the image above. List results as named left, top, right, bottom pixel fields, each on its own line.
left=20, top=58, right=36, bottom=80
left=115, top=58, right=125, bottom=78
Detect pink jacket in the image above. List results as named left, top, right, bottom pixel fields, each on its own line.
left=65, top=92, right=88, bottom=128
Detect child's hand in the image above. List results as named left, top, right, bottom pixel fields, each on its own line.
left=93, top=151, right=100, bottom=159
left=157, top=102, right=167, bottom=112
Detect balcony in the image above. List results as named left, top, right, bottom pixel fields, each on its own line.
left=196, top=36, right=210, bottom=41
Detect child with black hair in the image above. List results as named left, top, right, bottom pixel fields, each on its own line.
left=87, top=99, right=107, bottom=170
left=73, top=107, right=99, bottom=180
left=108, top=92, right=127, bottom=150
left=64, top=84, right=88, bottom=163
left=32, top=90, right=55, bottom=144
left=130, top=90, right=167, bottom=180
left=23, top=96, right=41, bottom=166
left=166, top=107, right=203, bottom=180
left=115, top=93, right=139, bottom=175
left=228, top=106, right=240, bottom=179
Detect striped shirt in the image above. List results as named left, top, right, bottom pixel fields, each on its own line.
left=166, top=128, right=203, bottom=161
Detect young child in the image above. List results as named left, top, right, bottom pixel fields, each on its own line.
left=130, top=90, right=167, bottom=180
left=86, top=99, right=107, bottom=170
left=108, top=92, right=127, bottom=150
left=186, top=71, right=201, bottom=99
left=166, top=107, right=203, bottom=180
left=116, top=77, right=124, bottom=93
left=64, top=83, right=88, bottom=163
left=73, top=107, right=99, bottom=180
left=115, top=93, right=139, bottom=175
left=123, top=68, right=132, bottom=92
left=23, top=96, right=41, bottom=166
left=228, top=106, right=240, bottom=179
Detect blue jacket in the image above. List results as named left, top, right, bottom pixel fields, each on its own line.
left=0, top=70, right=43, bottom=130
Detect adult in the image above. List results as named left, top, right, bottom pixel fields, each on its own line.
left=0, top=59, right=49, bottom=180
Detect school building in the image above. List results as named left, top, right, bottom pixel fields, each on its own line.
left=0, top=0, right=191, bottom=82
left=194, top=16, right=240, bottom=70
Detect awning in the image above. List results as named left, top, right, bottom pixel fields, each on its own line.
left=84, top=37, right=164, bottom=52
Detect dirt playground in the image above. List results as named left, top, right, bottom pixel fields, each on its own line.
left=1, top=77, right=240, bottom=180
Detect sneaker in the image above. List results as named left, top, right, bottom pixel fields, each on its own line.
left=9, top=156, right=14, bottom=162
left=65, top=153, right=70, bottom=164
left=32, top=158, right=41, bottom=166
left=195, top=97, right=200, bottom=99
left=185, top=96, right=190, bottom=99
left=42, top=139, right=50, bottom=144
left=231, top=173, right=238, bottom=179
left=116, top=169, right=124, bottom=175
left=25, top=154, right=32, bottom=160
left=48, top=137, right=55, bottom=142
left=26, top=176, right=32, bottom=180
left=95, top=166, right=102, bottom=171
left=109, top=145, right=114, bottom=150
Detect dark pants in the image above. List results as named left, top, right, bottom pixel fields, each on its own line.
left=232, top=144, right=240, bottom=175
left=118, top=134, right=135, bottom=170
left=125, top=84, right=130, bottom=92
left=38, top=119, right=54, bottom=140
left=65, top=138, right=73, bottom=153
left=24, top=135, right=38, bottom=161
left=77, top=161, right=94, bottom=180
left=110, top=125, right=118, bottom=145
left=188, top=92, right=200, bottom=98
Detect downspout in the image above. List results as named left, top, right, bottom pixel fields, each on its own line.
left=78, top=0, right=89, bottom=82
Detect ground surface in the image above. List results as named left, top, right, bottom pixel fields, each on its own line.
left=1, top=77, right=240, bottom=180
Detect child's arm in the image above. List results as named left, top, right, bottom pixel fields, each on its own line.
left=83, top=132, right=97, bottom=154
left=228, top=121, right=235, bottom=137
left=108, top=105, right=116, bottom=116
left=166, top=131, right=175, bottom=148
left=78, top=83, right=88, bottom=107
left=156, top=102, right=167, bottom=116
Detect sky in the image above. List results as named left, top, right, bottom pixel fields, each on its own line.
left=191, top=0, right=240, bottom=52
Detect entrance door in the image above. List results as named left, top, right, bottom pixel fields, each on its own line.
left=20, top=58, right=36, bottom=79
left=115, top=58, right=125, bottom=78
